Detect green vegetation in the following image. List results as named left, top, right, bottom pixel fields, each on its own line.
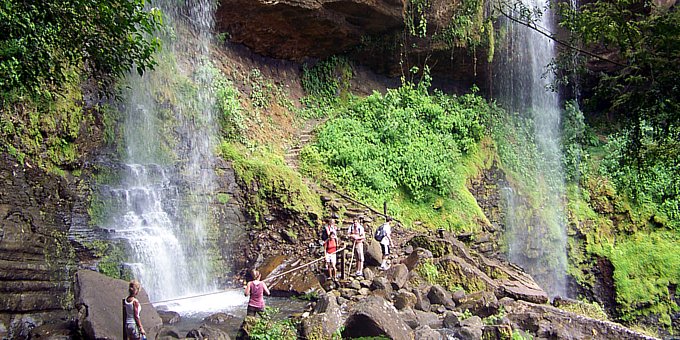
left=0, top=71, right=90, bottom=173
left=299, top=56, right=353, bottom=118
left=220, top=142, right=323, bottom=226
left=417, top=259, right=440, bottom=283
left=0, top=0, right=161, bottom=95
left=300, top=74, right=497, bottom=231
left=243, top=307, right=297, bottom=340
left=557, top=300, right=609, bottom=321
left=84, top=240, right=131, bottom=280
left=592, top=232, right=679, bottom=325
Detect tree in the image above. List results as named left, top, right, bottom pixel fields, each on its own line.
left=0, top=0, right=162, bottom=95
left=559, top=0, right=680, bottom=154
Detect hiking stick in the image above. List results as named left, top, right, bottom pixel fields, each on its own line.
left=348, top=239, right=356, bottom=276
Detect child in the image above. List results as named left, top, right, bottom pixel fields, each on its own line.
left=324, top=231, right=338, bottom=281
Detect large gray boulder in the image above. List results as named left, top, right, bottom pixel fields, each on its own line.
left=500, top=299, right=659, bottom=340
left=427, top=284, right=455, bottom=310
left=302, top=292, right=344, bottom=339
left=343, top=295, right=414, bottom=340
left=386, top=263, right=410, bottom=289
left=258, top=255, right=323, bottom=296
left=365, top=240, right=383, bottom=266
left=75, top=270, right=162, bottom=339
left=186, top=324, right=231, bottom=340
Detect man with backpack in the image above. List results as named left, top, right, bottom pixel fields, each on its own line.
left=348, top=218, right=365, bottom=276
left=376, top=216, right=392, bottom=270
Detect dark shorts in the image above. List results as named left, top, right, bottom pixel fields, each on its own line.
left=381, top=243, right=390, bottom=256
left=247, top=305, right=265, bottom=316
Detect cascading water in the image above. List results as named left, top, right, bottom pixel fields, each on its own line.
left=102, top=0, right=237, bottom=306
left=494, top=0, right=568, bottom=297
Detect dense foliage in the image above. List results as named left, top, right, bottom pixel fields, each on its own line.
left=301, top=76, right=498, bottom=231
left=0, top=0, right=161, bottom=95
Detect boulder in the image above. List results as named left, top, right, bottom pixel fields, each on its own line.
left=443, top=311, right=461, bottom=328
left=414, top=310, right=443, bottom=329
left=74, top=270, right=162, bottom=340
left=302, top=292, right=343, bottom=339
left=343, top=296, right=414, bottom=340
left=394, top=290, right=417, bottom=310
left=500, top=299, right=658, bottom=340
left=401, top=247, right=433, bottom=271
left=258, top=255, right=323, bottom=296
left=387, top=263, right=410, bottom=289
left=370, top=277, right=393, bottom=295
left=427, top=285, right=455, bottom=310
left=158, top=310, right=181, bottom=324
left=398, top=308, right=419, bottom=329
left=413, top=288, right=431, bottom=312
left=454, top=291, right=499, bottom=318
left=457, top=316, right=484, bottom=340
left=414, top=325, right=441, bottom=340
left=156, top=326, right=182, bottom=339
left=365, top=240, right=383, bottom=266
left=186, top=324, right=231, bottom=340
left=203, top=312, right=237, bottom=325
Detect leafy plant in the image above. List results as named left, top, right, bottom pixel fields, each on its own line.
left=0, top=0, right=162, bottom=96
left=220, top=142, right=323, bottom=226
left=301, top=78, right=496, bottom=231
left=246, top=307, right=298, bottom=340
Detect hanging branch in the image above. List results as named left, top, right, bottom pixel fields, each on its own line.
left=495, top=3, right=627, bottom=67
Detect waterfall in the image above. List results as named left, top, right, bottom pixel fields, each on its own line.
left=494, top=0, right=568, bottom=297
left=105, top=0, right=220, bottom=302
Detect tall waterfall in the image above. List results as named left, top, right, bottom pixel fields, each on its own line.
left=106, top=0, right=220, bottom=302
left=494, top=0, right=567, bottom=297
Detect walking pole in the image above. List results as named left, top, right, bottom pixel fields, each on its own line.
left=348, top=239, right=356, bottom=277
left=122, top=299, right=128, bottom=340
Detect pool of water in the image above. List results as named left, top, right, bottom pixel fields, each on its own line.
left=153, top=289, right=309, bottom=338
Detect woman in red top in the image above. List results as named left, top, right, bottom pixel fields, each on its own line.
left=324, top=231, right=338, bottom=281
left=245, top=269, right=270, bottom=316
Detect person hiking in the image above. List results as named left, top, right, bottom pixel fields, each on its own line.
left=245, top=269, right=271, bottom=316
left=324, top=231, right=339, bottom=281
left=379, top=217, right=393, bottom=270
left=348, top=218, right=365, bottom=276
left=124, top=280, right=146, bottom=340
left=320, top=218, right=337, bottom=242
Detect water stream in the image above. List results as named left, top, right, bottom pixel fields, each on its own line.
left=494, top=0, right=568, bottom=297
left=105, top=0, right=221, bottom=303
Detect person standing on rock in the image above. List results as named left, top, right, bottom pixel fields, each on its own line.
left=124, top=280, right=146, bottom=340
left=320, top=218, right=337, bottom=242
left=348, top=218, right=365, bottom=276
left=245, top=269, right=270, bottom=317
left=324, top=231, right=339, bottom=281
left=379, top=217, right=393, bottom=270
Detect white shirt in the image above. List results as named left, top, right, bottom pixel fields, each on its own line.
left=379, top=222, right=391, bottom=246
left=348, top=223, right=365, bottom=243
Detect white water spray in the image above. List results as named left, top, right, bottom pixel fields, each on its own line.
left=106, top=0, right=221, bottom=302
left=494, top=0, right=568, bottom=297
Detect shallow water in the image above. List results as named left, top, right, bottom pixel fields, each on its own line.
left=153, top=289, right=309, bottom=337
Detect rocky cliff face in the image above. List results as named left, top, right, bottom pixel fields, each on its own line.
left=0, top=153, right=89, bottom=338
left=215, top=0, right=488, bottom=90
left=216, top=0, right=405, bottom=62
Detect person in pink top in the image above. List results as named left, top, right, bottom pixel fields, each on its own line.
left=245, top=269, right=271, bottom=316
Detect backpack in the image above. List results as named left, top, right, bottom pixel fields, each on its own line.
left=374, top=224, right=386, bottom=241
left=320, top=225, right=330, bottom=241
